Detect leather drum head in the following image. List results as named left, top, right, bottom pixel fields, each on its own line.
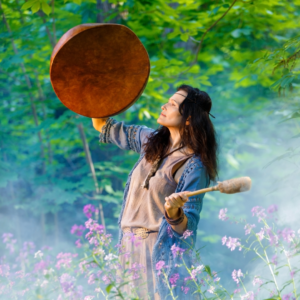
left=50, top=24, right=150, bottom=118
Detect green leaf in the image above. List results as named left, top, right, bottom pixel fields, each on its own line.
left=180, top=33, right=189, bottom=42
left=162, top=83, right=169, bottom=91
left=31, top=1, right=41, bottom=13
left=73, top=0, right=82, bottom=4
left=21, top=0, right=38, bottom=10
left=41, top=1, right=51, bottom=15
left=204, top=265, right=212, bottom=277
left=105, top=284, right=113, bottom=293
left=104, top=185, right=114, bottom=194
left=213, top=6, right=220, bottom=14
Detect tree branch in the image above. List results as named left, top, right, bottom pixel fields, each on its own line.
left=177, top=0, right=238, bottom=77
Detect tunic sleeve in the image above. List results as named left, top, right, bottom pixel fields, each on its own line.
left=99, top=117, right=154, bottom=154
left=171, top=159, right=209, bottom=238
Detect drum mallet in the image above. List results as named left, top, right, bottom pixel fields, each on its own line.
left=186, top=177, right=252, bottom=197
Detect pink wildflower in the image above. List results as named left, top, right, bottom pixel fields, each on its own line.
left=169, top=273, right=179, bottom=287
left=71, top=225, right=85, bottom=236
left=241, top=291, right=254, bottom=300
left=85, top=219, right=104, bottom=234
left=84, top=297, right=94, bottom=300
left=182, top=230, right=193, bottom=239
left=208, top=286, right=215, bottom=294
left=267, top=204, right=278, bottom=214
left=234, top=289, right=241, bottom=294
left=128, top=262, right=145, bottom=280
left=34, top=260, right=48, bottom=272
left=102, top=275, right=111, bottom=284
left=290, top=271, right=295, bottom=278
left=219, top=208, right=228, bottom=221
left=251, top=206, right=266, bottom=222
left=279, top=228, right=295, bottom=243
left=83, top=204, right=96, bottom=218
left=264, top=228, right=278, bottom=246
left=256, top=228, right=264, bottom=241
left=88, top=274, right=96, bottom=285
left=181, top=286, right=189, bottom=294
left=282, top=293, right=293, bottom=300
left=2, top=233, right=17, bottom=254
left=221, top=236, right=227, bottom=245
left=156, top=261, right=165, bottom=276
left=232, top=269, right=243, bottom=284
left=252, top=276, right=263, bottom=286
left=191, top=265, right=204, bottom=279
left=56, top=253, right=78, bottom=270
left=244, top=224, right=256, bottom=235
left=59, top=273, right=75, bottom=293
left=271, top=254, right=278, bottom=266
left=171, top=244, right=185, bottom=257
left=0, top=264, right=10, bottom=277
left=224, top=237, right=242, bottom=251
left=75, top=239, right=82, bottom=248
left=23, top=241, right=35, bottom=253
left=167, top=226, right=173, bottom=238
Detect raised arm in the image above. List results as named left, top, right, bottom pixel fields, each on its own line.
left=92, top=117, right=154, bottom=154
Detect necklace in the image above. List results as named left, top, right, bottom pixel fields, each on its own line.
left=140, top=145, right=185, bottom=189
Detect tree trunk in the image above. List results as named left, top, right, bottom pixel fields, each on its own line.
left=77, top=123, right=106, bottom=230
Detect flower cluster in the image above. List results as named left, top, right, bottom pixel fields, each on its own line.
left=71, top=224, right=86, bottom=236
left=170, top=244, right=186, bottom=257
left=83, top=204, right=96, bottom=218
left=232, top=269, right=243, bottom=284
left=0, top=203, right=299, bottom=300
left=218, top=208, right=229, bottom=221
left=222, top=236, right=242, bottom=251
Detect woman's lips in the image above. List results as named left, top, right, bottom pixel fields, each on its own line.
left=160, top=113, right=166, bottom=117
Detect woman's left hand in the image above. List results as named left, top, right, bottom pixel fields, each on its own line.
left=164, top=191, right=189, bottom=218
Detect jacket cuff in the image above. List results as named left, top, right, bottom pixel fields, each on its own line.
left=99, top=117, right=117, bottom=144
left=170, top=211, right=197, bottom=239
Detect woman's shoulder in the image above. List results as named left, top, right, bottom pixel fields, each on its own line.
left=186, top=154, right=204, bottom=169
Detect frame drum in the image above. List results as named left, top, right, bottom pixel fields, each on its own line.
left=50, top=24, right=150, bottom=118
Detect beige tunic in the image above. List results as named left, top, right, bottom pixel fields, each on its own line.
left=120, top=151, right=193, bottom=299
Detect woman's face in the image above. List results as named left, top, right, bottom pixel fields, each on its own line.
left=157, top=90, right=188, bottom=128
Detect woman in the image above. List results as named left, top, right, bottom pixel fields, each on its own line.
left=92, top=84, right=218, bottom=299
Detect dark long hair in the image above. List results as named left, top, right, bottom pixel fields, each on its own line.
left=143, top=84, right=218, bottom=182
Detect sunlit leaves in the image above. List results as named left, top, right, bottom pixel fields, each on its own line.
left=21, top=0, right=51, bottom=15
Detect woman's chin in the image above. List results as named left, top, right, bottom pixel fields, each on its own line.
left=157, top=118, right=165, bottom=126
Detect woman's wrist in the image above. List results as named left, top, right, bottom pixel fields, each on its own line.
left=164, top=207, right=185, bottom=226
left=166, top=207, right=181, bottom=219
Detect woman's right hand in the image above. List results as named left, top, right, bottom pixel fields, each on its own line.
left=92, top=118, right=109, bottom=132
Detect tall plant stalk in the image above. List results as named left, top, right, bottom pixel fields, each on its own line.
left=77, top=123, right=106, bottom=230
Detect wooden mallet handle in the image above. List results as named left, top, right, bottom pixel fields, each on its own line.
left=186, top=176, right=252, bottom=197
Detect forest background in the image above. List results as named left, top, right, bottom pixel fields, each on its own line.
left=0, top=0, right=300, bottom=294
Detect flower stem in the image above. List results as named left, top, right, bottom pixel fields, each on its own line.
left=162, top=270, right=177, bottom=300
left=181, top=257, right=208, bottom=300
left=256, top=233, right=281, bottom=297
left=283, top=247, right=298, bottom=300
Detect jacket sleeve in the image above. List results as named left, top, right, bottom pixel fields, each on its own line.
left=172, top=159, right=209, bottom=237
left=99, top=117, right=155, bottom=154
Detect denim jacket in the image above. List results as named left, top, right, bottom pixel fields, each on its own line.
left=99, top=118, right=209, bottom=300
